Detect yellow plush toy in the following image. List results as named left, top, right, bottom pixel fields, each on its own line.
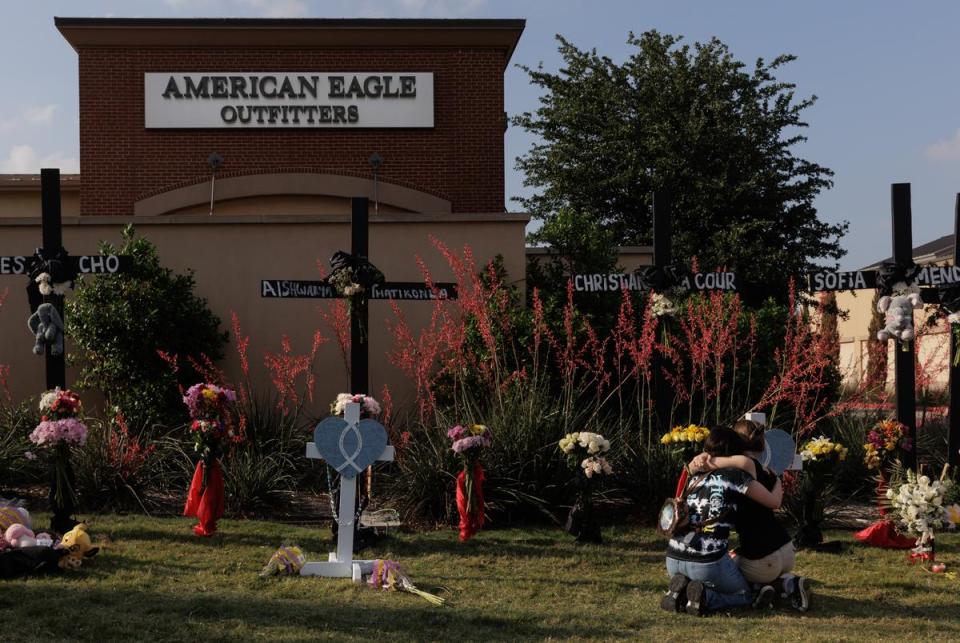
left=57, top=523, right=100, bottom=571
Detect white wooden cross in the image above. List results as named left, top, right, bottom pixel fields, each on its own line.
left=302, top=401, right=394, bottom=582
left=744, top=412, right=803, bottom=472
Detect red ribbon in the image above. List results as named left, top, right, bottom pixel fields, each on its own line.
left=674, top=468, right=689, bottom=499
left=183, top=460, right=225, bottom=537
left=456, top=462, right=485, bottom=542
left=908, top=550, right=934, bottom=564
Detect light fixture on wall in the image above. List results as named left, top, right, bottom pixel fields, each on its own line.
left=207, top=153, right=223, bottom=216
left=369, top=152, right=383, bottom=215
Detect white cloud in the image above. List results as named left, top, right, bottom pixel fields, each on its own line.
left=1, top=145, right=79, bottom=174
left=164, top=0, right=307, bottom=16
left=165, top=0, right=485, bottom=18
left=399, top=0, right=485, bottom=14
left=23, top=104, right=57, bottom=125
left=370, top=0, right=486, bottom=16
left=240, top=0, right=309, bottom=17
left=0, top=104, right=59, bottom=131
left=925, top=129, right=960, bottom=161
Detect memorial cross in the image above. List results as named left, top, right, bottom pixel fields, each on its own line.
left=303, top=401, right=394, bottom=581
left=743, top=412, right=802, bottom=473
left=0, top=168, right=131, bottom=389
left=948, top=195, right=960, bottom=468
left=260, top=196, right=457, bottom=395
left=568, top=191, right=740, bottom=434
left=802, top=184, right=960, bottom=469
left=262, top=196, right=457, bottom=549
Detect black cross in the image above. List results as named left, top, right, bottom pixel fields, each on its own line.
left=803, top=184, right=960, bottom=469
left=949, top=196, right=959, bottom=469
left=0, top=168, right=132, bottom=390
left=261, top=196, right=457, bottom=395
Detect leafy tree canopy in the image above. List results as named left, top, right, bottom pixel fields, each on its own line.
left=66, top=225, right=228, bottom=428
left=514, top=31, right=848, bottom=299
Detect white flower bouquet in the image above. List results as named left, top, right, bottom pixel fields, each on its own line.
left=886, top=468, right=954, bottom=560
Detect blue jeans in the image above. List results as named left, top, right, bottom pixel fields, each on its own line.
left=666, top=554, right=752, bottom=612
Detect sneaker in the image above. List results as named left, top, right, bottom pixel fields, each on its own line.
left=660, top=573, right=690, bottom=613
left=685, top=580, right=708, bottom=616
left=753, top=585, right=775, bottom=609
left=790, top=576, right=809, bottom=612
left=772, top=575, right=790, bottom=599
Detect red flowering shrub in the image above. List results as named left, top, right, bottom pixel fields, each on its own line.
left=383, top=242, right=847, bottom=524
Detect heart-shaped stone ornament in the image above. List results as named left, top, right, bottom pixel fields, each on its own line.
left=759, top=429, right=797, bottom=475
left=313, top=416, right=388, bottom=479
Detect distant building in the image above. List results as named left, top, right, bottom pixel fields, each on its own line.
left=0, top=17, right=528, bottom=409
left=834, top=234, right=954, bottom=393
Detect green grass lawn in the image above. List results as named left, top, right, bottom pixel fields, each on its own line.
left=2, top=514, right=958, bottom=642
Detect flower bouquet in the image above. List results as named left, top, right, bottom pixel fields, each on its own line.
left=793, top=436, right=847, bottom=547
left=863, top=419, right=912, bottom=472
left=448, top=424, right=492, bottom=542
left=559, top=431, right=612, bottom=544
left=661, top=424, right=709, bottom=459
left=331, top=393, right=381, bottom=418
left=326, top=255, right=385, bottom=343
left=948, top=311, right=960, bottom=366
left=367, top=559, right=445, bottom=605
left=182, top=383, right=236, bottom=537
left=887, top=468, right=954, bottom=565
left=259, top=544, right=306, bottom=577
left=30, top=389, right=87, bottom=534
left=649, top=292, right=677, bottom=318
left=855, top=420, right=918, bottom=549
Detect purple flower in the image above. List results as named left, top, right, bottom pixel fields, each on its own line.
left=28, top=418, right=88, bottom=447
left=452, top=435, right=491, bottom=454
left=183, top=382, right=235, bottom=420
left=447, top=425, right=469, bottom=441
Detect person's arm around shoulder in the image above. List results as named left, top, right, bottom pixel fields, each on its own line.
left=745, top=477, right=783, bottom=509
left=688, top=453, right=757, bottom=479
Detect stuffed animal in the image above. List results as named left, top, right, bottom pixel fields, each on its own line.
left=0, top=504, right=31, bottom=549
left=0, top=504, right=30, bottom=534
left=57, top=523, right=99, bottom=570
left=877, top=284, right=922, bottom=343
left=27, top=302, right=65, bottom=356
left=5, top=524, right=37, bottom=548
left=0, top=546, right=68, bottom=579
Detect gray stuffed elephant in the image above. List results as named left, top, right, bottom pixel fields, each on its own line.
left=877, top=291, right=922, bottom=342
left=27, top=303, right=65, bottom=357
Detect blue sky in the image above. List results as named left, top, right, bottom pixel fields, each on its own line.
left=1, top=0, right=958, bottom=269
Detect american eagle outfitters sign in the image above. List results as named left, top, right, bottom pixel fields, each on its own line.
left=144, top=73, right=434, bottom=129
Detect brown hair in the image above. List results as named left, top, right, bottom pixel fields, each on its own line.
left=732, top=419, right=765, bottom=453
left=704, top=425, right=748, bottom=457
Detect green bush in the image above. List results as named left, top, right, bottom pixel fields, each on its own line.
left=224, top=443, right=298, bottom=516
left=0, top=396, right=41, bottom=487
left=66, top=225, right=228, bottom=429
left=72, top=414, right=175, bottom=512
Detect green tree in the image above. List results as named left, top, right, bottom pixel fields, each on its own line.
left=514, top=31, right=848, bottom=300
left=67, top=225, right=228, bottom=428
left=865, top=290, right=888, bottom=395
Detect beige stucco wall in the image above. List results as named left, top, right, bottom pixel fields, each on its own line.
left=0, top=211, right=527, bottom=417
left=834, top=287, right=951, bottom=392
left=0, top=189, right=80, bottom=218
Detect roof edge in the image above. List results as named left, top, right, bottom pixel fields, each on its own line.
left=54, top=17, right=526, bottom=66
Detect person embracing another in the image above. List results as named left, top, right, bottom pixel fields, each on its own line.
left=688, top=419, right=810, bottom=611
left=660, top=425, right=783, bottom=616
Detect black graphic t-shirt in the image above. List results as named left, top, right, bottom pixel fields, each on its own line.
left=666, top=467, right=753, bottom=563
left=733, top=458, right=791, bottom=559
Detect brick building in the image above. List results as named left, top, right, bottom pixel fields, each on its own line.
left=0, top=18, right=528, bottom=408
